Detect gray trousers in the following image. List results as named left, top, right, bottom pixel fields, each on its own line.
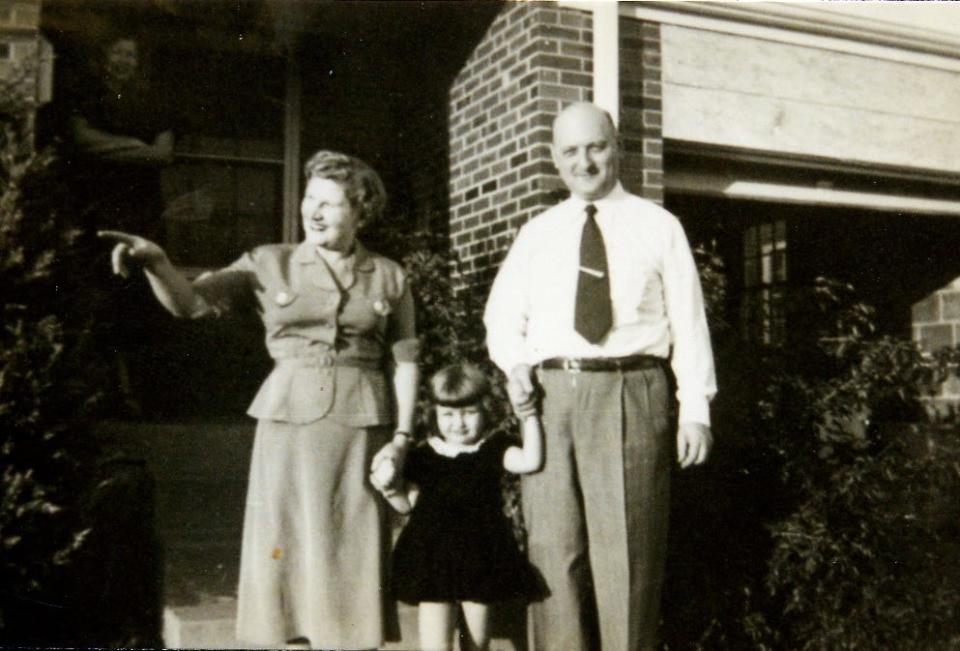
left=523, top=365, right=672, bottom=651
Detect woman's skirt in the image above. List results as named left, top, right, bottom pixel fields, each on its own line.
left=235, top=417, right=397, bottom=648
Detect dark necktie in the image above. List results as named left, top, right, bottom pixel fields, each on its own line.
left=574, top=204, right=612, bottom=343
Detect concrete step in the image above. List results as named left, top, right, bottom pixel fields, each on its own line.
left=164, top=596, right=523, bottom=650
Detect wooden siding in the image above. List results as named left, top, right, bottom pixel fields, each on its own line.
left=661, top=25, right=960, bottom=174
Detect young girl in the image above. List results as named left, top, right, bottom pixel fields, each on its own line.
left=371, top=364, right=543, bottom=651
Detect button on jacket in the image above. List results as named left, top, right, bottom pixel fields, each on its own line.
left=193, top=240, right=418, bottom=426
left=484, top=183, right=716, bottom=425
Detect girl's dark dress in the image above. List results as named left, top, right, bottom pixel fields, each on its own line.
left=392, top=433, right=541, bottom=604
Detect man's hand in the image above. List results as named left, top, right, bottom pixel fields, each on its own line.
left=98, top=230, right=167, bottom=277
left=508, top=363, right=538, bottom=417
left=677, top=422, right=712, bottom=469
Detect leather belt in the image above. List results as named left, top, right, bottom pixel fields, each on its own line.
left=272, top=354, right=383, bottom=370
left=538, top=354, right=664, bottom=373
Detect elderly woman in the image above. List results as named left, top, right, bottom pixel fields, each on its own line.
left=100, top=151, right=418, bottom=649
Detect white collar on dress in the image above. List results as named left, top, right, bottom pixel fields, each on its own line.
left=427, top=436, right=487, bottom=458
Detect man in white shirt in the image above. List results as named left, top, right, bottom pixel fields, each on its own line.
left=484, top=102, right=716, bottom=651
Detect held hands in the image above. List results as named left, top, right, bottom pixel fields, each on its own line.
left=97, top=230, right=167, bottom=277
left=370, top=439, right=407, bottom=490
left=508, top=364, right=539, bottom=418
left=369, top=458, right=398, bottom=493
left=677, top=422, right=712, bottom=469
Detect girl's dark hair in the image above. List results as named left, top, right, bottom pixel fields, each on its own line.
left=302, top=150, right=387, bottom=227
left=429, top=364, right=489, bottom=408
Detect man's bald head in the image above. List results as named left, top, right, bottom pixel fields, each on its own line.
left=551, top=102, right=620, bottom=201
left=552, top=102, right=618, bottom=145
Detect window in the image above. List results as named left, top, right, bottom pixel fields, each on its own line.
left=162, top=138, right=284, bottom=270
left=741, top=220, right=788, bottom=344
left=156, top=49, right=286, bottom=270
left=0, top=41, right=11, bottom=60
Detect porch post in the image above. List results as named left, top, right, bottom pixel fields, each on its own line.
left=282, top=47, right=302, bottom=243
left=592, top=1, right=620, bottom=126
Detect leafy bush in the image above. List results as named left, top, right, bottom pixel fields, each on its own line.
left=375, top=224, right=513, bottom=434
left=1, top=107, right=161, bottom=646
left=756, top=284, right=960, bottom=650
left=0, top=113, right=94, bottom=640
left=663, top=276, right=960, bottom=650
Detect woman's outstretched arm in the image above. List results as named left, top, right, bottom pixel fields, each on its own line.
left=98, top=230, right=206, bottom=318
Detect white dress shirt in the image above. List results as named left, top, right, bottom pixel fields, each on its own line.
left=484, top=183, right=716, bottom=426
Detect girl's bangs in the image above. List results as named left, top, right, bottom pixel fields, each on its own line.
left=434, top=396, right=482, bottom=409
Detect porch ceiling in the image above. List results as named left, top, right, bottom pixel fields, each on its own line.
left=43, top=0, right=502, bottom=87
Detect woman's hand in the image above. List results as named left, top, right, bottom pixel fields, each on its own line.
left=370, top=458, right=397, bottom=492
left=371, top=439, right=408, bottom=480
left=98, top=230, right=167, bottom=277
left=97, top=231, right=202, bottom=319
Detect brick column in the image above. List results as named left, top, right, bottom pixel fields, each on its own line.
left=914, top=279, right=960, bottom=417
left=618, top=17, right=664, bottom=204
left=448, top=3, right=593, bottom=283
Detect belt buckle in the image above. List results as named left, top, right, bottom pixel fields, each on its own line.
left=562, top=358, right=582, bottom=373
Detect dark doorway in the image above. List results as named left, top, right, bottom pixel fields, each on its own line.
left=669, top=193, right=960, bottom=343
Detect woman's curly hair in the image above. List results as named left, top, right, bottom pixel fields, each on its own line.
left=302, top=150, right=387, bottom=227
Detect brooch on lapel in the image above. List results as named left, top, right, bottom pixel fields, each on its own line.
left=274, top=291, right=296, bottom=307
left=372, top=299, right=392, bottom=316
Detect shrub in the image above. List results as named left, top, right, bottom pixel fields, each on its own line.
left=1, top=107, right=161, bottom=646
left=663, top=276, right=960, bottom=650
left=0, top=114, right=94, bottom=640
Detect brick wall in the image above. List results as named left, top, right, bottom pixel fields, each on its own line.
left=618, top=18, right=664, bottom=204
left=448, top=3, right=593, bottom=283
left=913, top=278, right=960, bottom=417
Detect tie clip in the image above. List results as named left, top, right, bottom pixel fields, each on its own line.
left=579, top=266, right=605, bottom=278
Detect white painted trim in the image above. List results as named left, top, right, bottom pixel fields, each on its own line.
left=618, top=2, right=960, bottom=73
left=592, top=1, right=620, bottom=125
left=559, top=1, right=603, bottom=13
left=667, top=172, right=960, bottom=216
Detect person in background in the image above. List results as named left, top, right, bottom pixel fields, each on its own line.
left=372, top=364, right=543, bottom=651
left=66, top=33, right=176, bottom=413
left=484, top=102, right=717, bottom=651
left=100, top=150, right=418, bottom=650
left=69, top=33, right=174, bottom=233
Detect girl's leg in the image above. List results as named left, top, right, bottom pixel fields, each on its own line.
left=418, top=602, right=457, bottom=651
left=459, top=601, right=491, bottom=651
